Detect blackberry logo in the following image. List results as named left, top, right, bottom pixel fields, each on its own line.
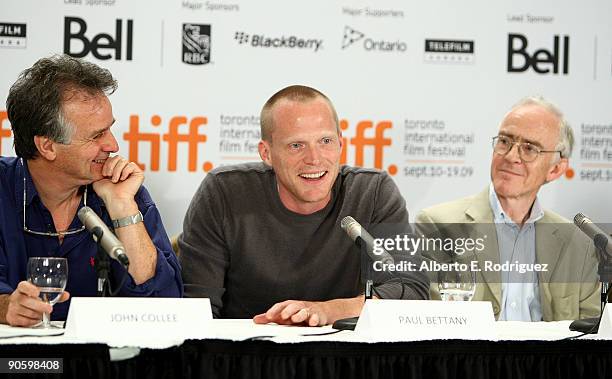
left=424, top=39, right=475, bottom=64
left=182, top=23, right=211, bottom=65
left=342, top=26, right=364, bottom=49
left=0, top=22, right=27, bottom=49
left=234, top=31, right=249, bottom=44
left=341, top=26, right=406, bottom=52
left=233, top=31, right=322, bottom=52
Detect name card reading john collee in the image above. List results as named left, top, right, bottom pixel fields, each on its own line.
left=355, top=300, right=496, bottom=341
left=65, top=297, right=213, bottom=343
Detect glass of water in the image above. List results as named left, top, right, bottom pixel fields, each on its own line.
left=438, top=263, right=476, bottom=301
left=27, top=257, right=68, bottom=328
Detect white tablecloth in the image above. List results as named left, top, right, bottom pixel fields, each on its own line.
left=0, top=319, right=590, bottom=349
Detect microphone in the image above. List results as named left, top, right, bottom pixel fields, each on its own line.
left=78, top=206, right=130, bottom=266
left=340, top=216, right=394, bottom=265
left=574, top=213, right=612, bottom=257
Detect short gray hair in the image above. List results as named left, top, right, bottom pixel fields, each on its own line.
left=6, top=54, right=117, bottom=159
left=510, top=96, right=574, bottom=159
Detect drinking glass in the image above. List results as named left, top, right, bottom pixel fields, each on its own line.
left=27, top=257, right=68, bottom=328
left=438, top=263, right=476, bottom=301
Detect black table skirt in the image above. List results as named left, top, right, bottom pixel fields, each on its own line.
left=0, top=343, right=109, bottom=379
left=118, top=339, right=612, bottom=379
left=2, top=339, right=612, bottom=379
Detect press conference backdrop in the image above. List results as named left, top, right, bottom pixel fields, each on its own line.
left=1, top=0, right=611, bottom=235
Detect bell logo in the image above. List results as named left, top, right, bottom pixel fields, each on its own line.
left=339, top=119, right=397, bottom=175
left=124, top=114, right=212, bottom=172
left=0, top=111, right=12, bottom=155
left=64, top=16, right=133, bottom=60
left=507, top=33, right=569, bottom=74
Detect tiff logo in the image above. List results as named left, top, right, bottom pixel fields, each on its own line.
left=124, top=114, right=212, bottom=172
left=0, top=111, right=12, bottom=155
left=339, top=119, right=397, bottom=175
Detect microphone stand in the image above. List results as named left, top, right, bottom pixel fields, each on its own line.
left=332, top=240, right=373, bottom=331
left=92, top=226, right=110, bottom=297
left=569, top=244, right=612, bottom=333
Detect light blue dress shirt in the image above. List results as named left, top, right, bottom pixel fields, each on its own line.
left=489, top=184, right=543, bottom=321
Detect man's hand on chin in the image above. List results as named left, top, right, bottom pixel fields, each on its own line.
left=92, top=155, right=143, bottom=216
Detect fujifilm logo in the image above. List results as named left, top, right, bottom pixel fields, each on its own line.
left=233, top=31, right=322, bottom=52
left=507, top=33, right=569, bottom=74
left=342, top=26, right=406, bottom=52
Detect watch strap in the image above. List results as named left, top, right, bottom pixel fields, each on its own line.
left=112, top=211, right=144, bottom=229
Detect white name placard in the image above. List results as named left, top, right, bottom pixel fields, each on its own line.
left=65, top=297, right=213, bottom=346
left=355, top=299, right=496, bottom=341
left=596, top=304, right=612, bottom=339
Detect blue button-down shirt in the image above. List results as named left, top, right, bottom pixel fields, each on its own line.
left=0, top=157, right=183, bottom=320
left=489, top=183, right=543, bottom=321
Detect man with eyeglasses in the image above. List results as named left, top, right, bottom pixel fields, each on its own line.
left=416, top=97, right=599, bottom=321
left=0, top=55, right=183, bottom=326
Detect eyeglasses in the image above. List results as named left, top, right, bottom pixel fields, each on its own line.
left=21, top=159, right=87, bottom=237
left=491, top=135, right=562, bottom=163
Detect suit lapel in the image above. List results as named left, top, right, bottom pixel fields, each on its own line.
left=465, top=189, right=502, bottom=312
left=535, top=214, right=563, bottom=321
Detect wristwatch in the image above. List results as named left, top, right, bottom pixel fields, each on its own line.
left=112, top=211, right=144, bottom=229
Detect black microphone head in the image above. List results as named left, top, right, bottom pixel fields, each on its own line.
left=574, top=213, right=588, bottom=226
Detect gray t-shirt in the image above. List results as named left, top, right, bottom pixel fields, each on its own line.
left=179, top=162, right=428, bottom=318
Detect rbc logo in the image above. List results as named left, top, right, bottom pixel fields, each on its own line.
left=339, top=119, right=397, bottom=175
left=507, top=33, right=569, bottom=74
left=64, top=17, right=133, bottom=60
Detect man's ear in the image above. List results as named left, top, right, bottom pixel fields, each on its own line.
left=33, top=135, right=57, bottom=161
left=258, top=140, right=272, bottom=166
left=546, top=157, right=569, bottom=183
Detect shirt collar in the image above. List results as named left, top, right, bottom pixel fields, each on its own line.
left=19, top=158, right=100, bottom=210
left=20, top=158, right=39, bottom=207
left=488, top=182, right=544, bottom=225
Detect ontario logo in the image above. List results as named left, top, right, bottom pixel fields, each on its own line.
left=339, top=119, right=397, bottom=175
left=341, top=26, right=406, bottom=52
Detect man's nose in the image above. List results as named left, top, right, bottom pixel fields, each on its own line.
left=101, top=131, right=119, bottom=153
left=303, top=144, right=321, bottom=165
left=504, top=142, right=522, bottom=163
